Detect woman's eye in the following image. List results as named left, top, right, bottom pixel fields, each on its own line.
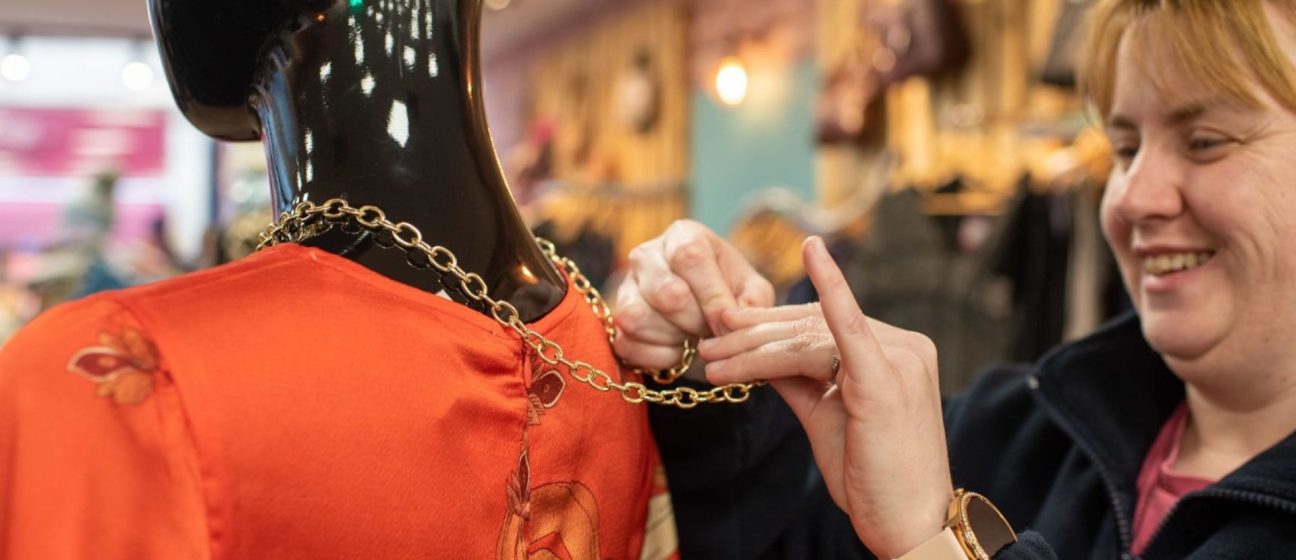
left=1189, top=137, right=1228, bottom=151
left=1114, top=145, right=1139, bottom=161
left=1185, top=130, right=1239, bottom=159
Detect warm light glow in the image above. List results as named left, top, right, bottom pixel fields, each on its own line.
left=1, top=53, right=31, bottom=83
left=121, top=61, right=154, bottom=91
left=485, top=0, right=512, bottom=10
left=715, top=56, right=748, bottom=106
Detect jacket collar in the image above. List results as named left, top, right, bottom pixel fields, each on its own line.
left=1031, top=312, right=1296, bottom=507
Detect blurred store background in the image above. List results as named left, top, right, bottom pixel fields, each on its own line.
left=0, top=0, right=1121, bottom=391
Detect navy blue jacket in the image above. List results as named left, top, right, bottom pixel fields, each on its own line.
left=650, top=313, right=1296, bottom=558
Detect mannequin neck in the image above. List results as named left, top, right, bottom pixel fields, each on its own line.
left=250, top=0, right=564, bottom=322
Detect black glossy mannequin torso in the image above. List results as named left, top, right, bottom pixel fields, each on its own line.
left=151, top=0, right=566, bottom=322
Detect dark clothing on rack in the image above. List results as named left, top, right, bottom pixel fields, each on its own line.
left=531, top=221, right=615, bottom=290
left=652, top=312, right=1296, bottom=559
left=1040, top=0, right=1095, bottom=88
left=789, top=189, right=1012, bottom=393
left=991, top=188, right=1074, bottom=362
left=989, top=184, right=1128, bottom=361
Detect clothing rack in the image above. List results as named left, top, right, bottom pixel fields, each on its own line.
left=529, top=180, right=688, bottom=265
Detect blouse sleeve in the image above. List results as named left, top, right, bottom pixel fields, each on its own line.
left=0, top=296, right=208, bottom=559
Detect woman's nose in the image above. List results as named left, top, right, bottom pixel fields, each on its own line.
left=1107, top=147, right=1186, bottom=224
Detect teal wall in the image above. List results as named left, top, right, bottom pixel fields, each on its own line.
left=690, top=57, right=817, bottom=234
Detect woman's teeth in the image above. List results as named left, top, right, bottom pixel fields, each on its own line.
left=1143, top=252, right=1214, bottom=276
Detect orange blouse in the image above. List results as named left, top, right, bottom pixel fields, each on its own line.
left=0, top=244, right=676, bottom=559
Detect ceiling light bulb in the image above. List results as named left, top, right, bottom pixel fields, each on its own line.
left=1, top=53, right=31, bottom=83
left=122, top=61, right=154, bottom=91
left=715, top=56, right=748, bottom=106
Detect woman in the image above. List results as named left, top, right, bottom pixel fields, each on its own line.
left=619, top=1, right=1296, bottom=557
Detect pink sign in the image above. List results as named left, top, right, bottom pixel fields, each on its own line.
left=0, top=107, right=166, bottom=178
left=0, top=201, right=164, bottom=251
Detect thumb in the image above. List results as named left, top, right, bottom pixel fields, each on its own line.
left=666, top=234, right=740, bottom=335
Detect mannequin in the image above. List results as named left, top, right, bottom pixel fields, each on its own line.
left=151, top=0, right=566, bottom=322
left=0, top=1, right=677, bottom=557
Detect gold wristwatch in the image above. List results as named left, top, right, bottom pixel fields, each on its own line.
left=946, top=489, right=1017, bottom=559
left=898, top=489, right=1017, bottom=560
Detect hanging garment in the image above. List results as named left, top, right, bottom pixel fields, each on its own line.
left=788, top=189, right=1013, bottom=393
left=1062, top=188, right=1109, bottom=341
left=0, top=243, right=675, bottom=560
left=533, top=220, right=616, bottom=292
left=990, top=186, right=1074, bottom=362
left=1040, top=0, right=1095, bottom=88
left=866, top=0, right=972, bottom=85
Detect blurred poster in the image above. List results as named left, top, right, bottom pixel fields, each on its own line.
left=0, top=107, right=166, bottom=178
left=0, top=107, right=168, bottom=250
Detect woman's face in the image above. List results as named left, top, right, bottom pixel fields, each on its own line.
left=1100, top=11, right=1296, bottom=388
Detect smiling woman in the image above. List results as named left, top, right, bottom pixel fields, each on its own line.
left=1084, top=7, right=1296, bottom=551
left=615, top=1, right=1296, bottom=559
left=1092, top=1, right=1296, bottom=389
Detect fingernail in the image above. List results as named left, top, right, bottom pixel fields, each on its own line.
left=697, top=339, right=715, bottom=353
left=810, top=236, right=828, bottom=255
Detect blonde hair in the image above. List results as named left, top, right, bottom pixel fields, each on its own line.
left=1079, top=0, right=1296, bottom=118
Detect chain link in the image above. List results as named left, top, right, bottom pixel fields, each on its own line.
left=259, top=198, right=765, bottom=409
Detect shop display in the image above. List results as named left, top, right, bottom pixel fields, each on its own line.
left=817, top=0, right=969, bottom=145
left=517, top=0, right=690, bottom=257
left=0, top=0, right=741, bottom=556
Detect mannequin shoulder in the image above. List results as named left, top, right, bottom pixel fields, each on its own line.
left=0, top=294, right=162, bottom=406
left=0, top=247, right=312, bottom=382
left=122, top=243, right=321, bottom=302
left=0, top=295, right=209, bottom=556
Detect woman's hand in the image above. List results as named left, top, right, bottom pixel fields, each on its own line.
left=613, top=220, right=775, bottom=370
left=699, top=236, right=953, bottom=559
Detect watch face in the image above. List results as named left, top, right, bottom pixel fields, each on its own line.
left=966, top=493, right=1016, bottom=556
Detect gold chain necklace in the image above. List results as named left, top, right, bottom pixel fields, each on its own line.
left=258, top=198, right=764, bottom=409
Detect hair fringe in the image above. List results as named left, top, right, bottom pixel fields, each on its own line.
left=1079, top=0, right=1296, bottom=120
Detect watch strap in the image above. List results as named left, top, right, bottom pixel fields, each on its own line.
left=895, top=528, right=969, bottom=560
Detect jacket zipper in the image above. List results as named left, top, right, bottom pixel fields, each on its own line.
left=1031, top=377, right=1296, bottom=558
left=1027, top=376, right=1136, bottom=553
left=1140, top=488, right=1296, bottom=557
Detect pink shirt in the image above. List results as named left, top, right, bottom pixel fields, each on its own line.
left=1131, top=404, right=1215, bottom=555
